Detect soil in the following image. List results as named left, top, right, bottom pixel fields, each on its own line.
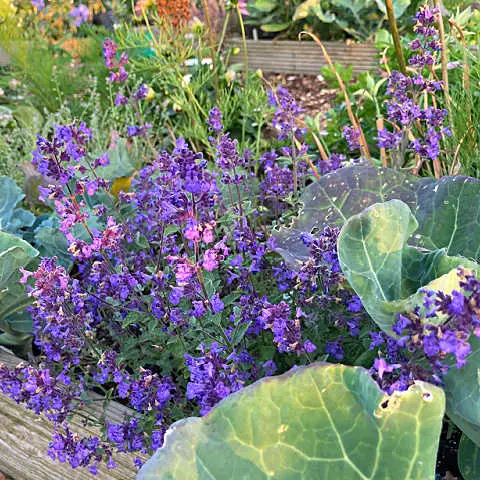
left=436, top=421, right=463, bottom=479
left=263, top=72, right=337, bottom=124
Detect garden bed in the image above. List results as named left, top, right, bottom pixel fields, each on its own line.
left=0, top=349, right=143, bottom=480
left=228, top=38, right=378, bottom=75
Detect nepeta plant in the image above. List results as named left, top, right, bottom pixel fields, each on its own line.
left=377, top=5, right=451, bottom=174
left=0, top=86, right=366, bottom=472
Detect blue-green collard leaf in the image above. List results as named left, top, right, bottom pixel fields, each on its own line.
left=0, top=175, right=35, bottom=233
left=338, top=200, right=480, bottom=333
left=0, top=231, right=38, bottom=340
left=459, top=434, right=480, bottom=480
left=34, top=226, right=71, bottom=270
left=138, top=363, right=445, bottom=480
left=274, top=168, right=480, bottom=269
left=444, top=336, right=480, bottom=447
left=413, top=176, right=480, bottom=260
left=273, top=166, right=428, bottom=267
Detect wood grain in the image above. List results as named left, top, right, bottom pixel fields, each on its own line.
left=228, top=38, right=378, bottom=75
left=0, top=349, right=145, bottom=480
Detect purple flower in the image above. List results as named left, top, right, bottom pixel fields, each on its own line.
left=343, top=125, right=361, bottom=151
left=70, top=4, right=89, bottom=27
left=31, top=0, right=45, bottom=10
left=115, top=93, right=128, bottom=106
left=318, top=153, right=345, bottom=175
left=127, top=124, right=152, bottom=137
left=267, top=86, right=305, bottom=141
left=207, top=107, right=223, bottom=134
left=373, top=358, right=400, bottom=380
left=325, top=340, right=344, bottom=360
left=210, top=294, right=224, bottom=313
left=261, top=302, right=312, bottom=354
left=134, top=84, right=149, bottom=101
left=103, top=38, right=118, bottom=69
left=185, top=343, right=246, bottom=415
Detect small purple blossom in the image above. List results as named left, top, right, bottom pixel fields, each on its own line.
left=207, top=106, right=223, bottom=134
left=70, top=4, right=89, bottom=27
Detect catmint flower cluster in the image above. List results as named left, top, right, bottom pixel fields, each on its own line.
left=102, top=39, right=153, bottom=138
left=267, top=86, right=305, bottom=141
left=4, top=93, right=359, bottom=472
left=377, top=4, right=451, bottom=166
left=371, top=267, right=480, bottom=394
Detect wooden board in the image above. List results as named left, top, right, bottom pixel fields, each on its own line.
left=0, top=349, right=144, bottom=480
left=228, top=38, right=378, bottom=75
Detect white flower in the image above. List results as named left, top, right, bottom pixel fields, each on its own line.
left=181, top=74, right=192, bottom=88
left=184, top=58, right=199, bottom=67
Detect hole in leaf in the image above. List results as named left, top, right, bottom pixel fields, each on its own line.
left=381, top=400, right=389, bottom=409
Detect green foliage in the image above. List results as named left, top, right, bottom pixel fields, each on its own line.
left=0, top=175, right=35, bottom=233
left=246, top=0, right=301, bottom=36
left=0, top=231, right=38, bottom=346
left=444, top=336, right=480, bottom=450
left=294, top=0, right=412, bottom=41
left=338, top=200, right=480, bottom=333
left=115, top=21, right=268, bottom=154
left=138, top=363, right=444, bottom=480
left=459, top=434, right=480, bottom=480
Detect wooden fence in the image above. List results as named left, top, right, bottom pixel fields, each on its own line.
left=228, top=38, right=378, bottom=75
left=0, top=349, right=143, bottom=480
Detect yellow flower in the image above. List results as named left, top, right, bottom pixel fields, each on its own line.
left=145, top=87, right=155, bottom=101
left=110, top=175, right=134, bottom=198
left=225, top=70, right=236, bottom=83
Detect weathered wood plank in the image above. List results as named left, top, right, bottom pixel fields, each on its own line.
left=0, top=349, right=144, bottom=480
left=228, top=38, right=378, bottom=75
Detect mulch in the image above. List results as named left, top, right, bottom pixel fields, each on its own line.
left=263, top=72, right=338, bottom=123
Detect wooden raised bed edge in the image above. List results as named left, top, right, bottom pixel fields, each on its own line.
left=0, top=349, right=145, bottom=480
left=0, top=38, right=379, bottom=76
left=227, top=38, right=378, bottom=75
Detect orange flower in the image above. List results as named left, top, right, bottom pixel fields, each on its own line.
left=156, top=0, right=190, bottom=26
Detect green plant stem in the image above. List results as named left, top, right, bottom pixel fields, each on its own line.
left=385, top=0, right=407, bottom=75
left=236, top=4, right=249, bottom=147
left=434, top=0, right=452, bottom=128
left=217, top=10, right=231, bottom=55
left=201, top=0, right=220, bottom=101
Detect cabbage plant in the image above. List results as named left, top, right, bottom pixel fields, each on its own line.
left=274, top=165, right=480, bottom=476
left=138, top=363, right=444, bottom=479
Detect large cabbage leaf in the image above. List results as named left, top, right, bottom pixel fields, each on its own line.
left=273, top=166, right=430, bottom=267
left=274, top=167, right=480, bottom=267
left=337, top=200, right=480, bottom=333
left=138, top=363, right=444, bottom=480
